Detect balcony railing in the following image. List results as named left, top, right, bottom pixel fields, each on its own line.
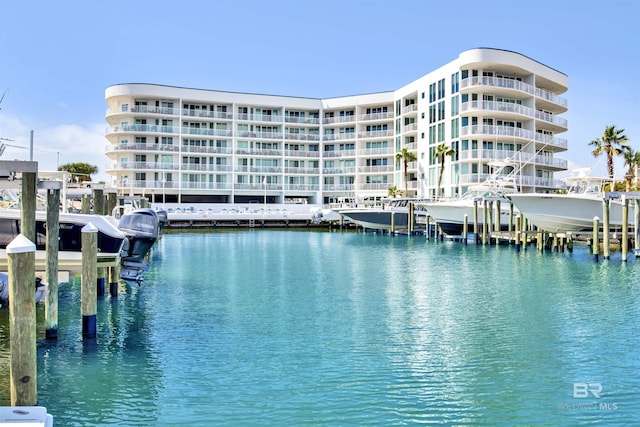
left=357, top=165, right=394, bottom=173
left=323, top=184, right=355, bottom=192
left=284, top=167, right=320, bottom=174
left=322, top=167, right=356, bottom=174
left=358, top=130, right=394, bottom=139
left=283, top=184, right=320, bottom=191
left=107, top=124, right=176, bottom=134
left=182, top=109, right=233, bottom=120
left=130, top=106, right=177, bottom=115
left=284, top=150, right=320, bottom=158
left=284, top=116, right=321, bottom=124
left=183, top=127, right=233, bottom=137
left=402, top=104, right=418, bottom=114
left=460, top=125, right=567, bottom=150
left=460, top=76, right=568, bottom=107
left=322, top=115, right=357, bottom=125
left=361, top=148, right=394, bottom=156
left=111, top=162, right=180, bottom=170
left=357, top=112, right=394, bottom=121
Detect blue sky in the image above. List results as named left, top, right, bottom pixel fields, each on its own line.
left=1, top=0, right=638, bottom=183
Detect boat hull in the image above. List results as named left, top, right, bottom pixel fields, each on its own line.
left=341, top=210, right=426, bottom=231
left=508, top=194, right=631, bottom=232
left=420, top=200, right=514, bottom=236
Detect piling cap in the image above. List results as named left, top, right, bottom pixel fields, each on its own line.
left=6, top=234, right=36, bottom=254
left=81, top=222, right=98, bottom=233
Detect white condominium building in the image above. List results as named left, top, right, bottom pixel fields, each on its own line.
left=104, top=47, right=568, bottom=205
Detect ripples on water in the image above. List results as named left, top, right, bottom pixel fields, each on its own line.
left=1, top=231, right=639, bottom=425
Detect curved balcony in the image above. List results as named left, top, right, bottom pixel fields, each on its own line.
left=106, top=143, right=180, bottom=154
left=460, top=125, right=567, bottom=150
left=107, top=162, right=181, bottom=172
left=460, top=76, right=567, bottom=109
left=461, top=101, right=567, bottom=128
left=107, top=124, right=177, bottom=135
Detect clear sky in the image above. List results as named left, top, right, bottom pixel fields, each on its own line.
left=1, top=0, right=638, bottom=183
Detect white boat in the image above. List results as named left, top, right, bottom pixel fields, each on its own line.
left=507, top=170, right=631, bottom=233
left=0, top=207, right=126, bottom=274
left=336, top=198, right=430, bottom=231
left=417, top=177, right=519, bottom=236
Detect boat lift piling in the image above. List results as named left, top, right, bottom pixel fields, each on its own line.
left=602, top=199, right=610, bottom=260
left=482, top=200, right=488, bottom=245
left=592, top=217, right=600, bottom=262
left=514, top=215, right=521, bottom=253
left=44, top=184, right=61, bottom=340
left=7, top=235, right=37, bottom=406
left=81, top=223, right=98, bottom=339
left=622, top=196, right=629, bottom=261
left=463, top=214, right=468, bottom=245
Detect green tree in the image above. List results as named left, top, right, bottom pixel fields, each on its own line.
left=434, top=143, right=455, bottom=199
left=58, top=162, right=99, bottom=183
left=395, top=148, right=417, bottom=196
left=623, top=148, right=640, bottom=192
left=387, top=185, right=401, bottom=198
left=589, top=125, right=630, bottom=191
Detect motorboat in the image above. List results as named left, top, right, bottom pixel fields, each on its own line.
left=0, top=273, right=48, bottom=308
left=507, top=169, right=632, bottom=233
left=118, top=208, right=160, bottom=282
left=336, top=198, right=430, bottom=232
left=0, top=208, right=126, bottom=269
left=417, top=177, right=519, bottom=237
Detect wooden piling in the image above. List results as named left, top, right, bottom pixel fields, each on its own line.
left=390, top=212, right=395, bottom=235
left=487, top=201, right=493, bottom=244
left=463, top=214, right=468, bottom=245
left=81, top=223, right=98, bottom=338
left=602, top=200, right=610, bottom=259
left=93, top=188, right=104, bottom=216
left=107, top=191, right=117, bottom=216
left=592, top=217, right=600, bottom=262
left=45, top=188, right=60, bottom=340
left=81, top=195, right=91, bottom=214
left=7, top=235, right=37, bottom=406
left=482, top=200, right=488, bottom=245
left=622, top=197, right=629, bottom=261
left=20, top=171, right=37, bottom=243
left=473, top=199, right=479, bottom=237
left=408, top=202, right=414, bottom=235
left=520, top=216, right=527, bottom=249
left=109, top=264, right=120, bottom=297
left=495, top=200, right=501, bottom=233
left=537, top=231, right=543, bottom=252
left=515, top=215, right=521, bottom=252
left=509, top=202, right=514, bottom=232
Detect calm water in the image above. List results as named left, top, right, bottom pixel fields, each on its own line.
left=1, top=230, right=639, bottom=425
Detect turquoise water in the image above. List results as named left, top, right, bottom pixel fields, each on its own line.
left=1, top=230, right=639, bottom=425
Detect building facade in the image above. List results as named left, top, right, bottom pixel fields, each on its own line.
left=104, top=48, right=568, bottom=205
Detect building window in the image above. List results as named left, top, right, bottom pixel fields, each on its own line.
left=451, top=72, right=459, bottom=94
left=429, top=83, right=436, bottom=103
left=451, top=95, right=459, bottom=116
left=437, top=79, right=445, bottom=99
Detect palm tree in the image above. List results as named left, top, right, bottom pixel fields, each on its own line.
left=387, top=185, right=401, bottom=198
left=396, top=148, right=417, bottom=196
left=589, top=125, right=630, bottom=191
left=623, top=149, right=640, bottom=192
left=434, top=143, right=455, bottom=199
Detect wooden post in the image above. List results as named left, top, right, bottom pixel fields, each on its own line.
left=509, top=202, right=514, bottom=232
left=81, top=194, right=91, bottom=214
left=109, top=265, right=120, bottom=297
left=487, top=201, right=493, bottom=244
left=622, top=197, right=629, bottom=261
left=521, top=216, right=527, bottom=249
left=93, top=188, right=104, bottom=216
left=408, top=202, right=414, bottom=235
left=21, top=171, right=37, bottom=243
left=552, top=234, right=559, bottom=252
left=463, top=214, right=468, bottom=245
left=537, top=231, right=543, bottom=252
left=473, top=199, right=479, bottom=237
left=635, top=199, right=640, bottom=256
left=45, top=188, right=60, bottom=340
left=107, top=191, right=117, bottom=217
left=482, top=200, right=488, bottom=245
left=592, top=217, right=600, bottom=262
left=602, top=199, right=610, bottom=259
left=515, top=215, right=521, bottom=252
left=425, top=214, right=430, bottom=240
left=7, top=234, right=37, bottom=406
left=495, top=200, right=501, bottom=233
left=390, top=212, right=395, bottom=235
left=81, top=223, right=98, bottom=338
